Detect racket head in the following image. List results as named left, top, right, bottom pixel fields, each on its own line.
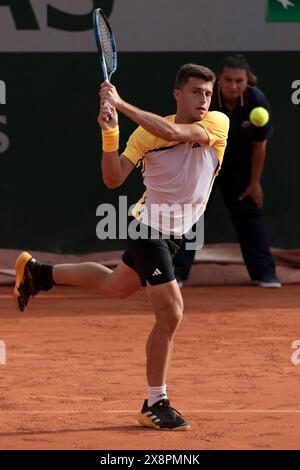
left=93, top=8, right=117, bottom=81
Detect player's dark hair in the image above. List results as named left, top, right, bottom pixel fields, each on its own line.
left=219, top=54, right=258, bottom=87
left=175, top=63, right=216, bottom=89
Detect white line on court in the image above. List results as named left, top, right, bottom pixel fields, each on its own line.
left=0, top=409, right=300, bottom=414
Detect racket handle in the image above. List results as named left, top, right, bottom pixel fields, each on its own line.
left=101, top=62, right=112, bottom=120
left=103, top=99, right=113, bottom=121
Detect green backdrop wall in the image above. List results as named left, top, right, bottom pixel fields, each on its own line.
left=0, top=51, right=299, bottom=252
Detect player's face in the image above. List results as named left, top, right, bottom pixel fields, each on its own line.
left=219, top=67, right=248, bottom=101
left=174, top=77, right=214, bottom=121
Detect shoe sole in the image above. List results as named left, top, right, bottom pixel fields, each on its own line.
left=137, top=413, right=191, bottom=431
left=14, top=252, right=33, bottom=312
left=256, top=282, right=282, bottom=288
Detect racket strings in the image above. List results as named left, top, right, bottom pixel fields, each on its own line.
left=99, top=18, right=114, bottom=73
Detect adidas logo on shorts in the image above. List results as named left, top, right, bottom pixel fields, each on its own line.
left=152, top=268, right=162, bottom=276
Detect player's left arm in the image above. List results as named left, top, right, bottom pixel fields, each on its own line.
left=239, top=140, right=267, bottom=208
left=100, top=81, right=210, bottom=144
left=250, top=140, right=268, bottom=185
left=239, top=90, right=273, bottom=207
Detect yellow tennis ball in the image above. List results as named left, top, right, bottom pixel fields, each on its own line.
left=249, top=107, right=269, bottom=127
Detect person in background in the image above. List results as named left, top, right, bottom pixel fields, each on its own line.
left=174, top=54, right=281, bottom=288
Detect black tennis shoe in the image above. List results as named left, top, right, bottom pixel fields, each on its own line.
left=137, top=399, right=190, bottom=430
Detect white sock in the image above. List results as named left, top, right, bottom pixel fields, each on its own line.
left=147, top=385, right=167, bottom=407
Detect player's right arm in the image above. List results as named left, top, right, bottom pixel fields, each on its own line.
left=98, top=96, right=135, bottom=189
left=100, top=81, right=209, bottom=144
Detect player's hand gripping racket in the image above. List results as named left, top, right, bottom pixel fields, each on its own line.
left=93, top=8, right=117, bottom=121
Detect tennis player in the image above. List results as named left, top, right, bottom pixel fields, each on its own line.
left=14, top=64, right=229, bottom=430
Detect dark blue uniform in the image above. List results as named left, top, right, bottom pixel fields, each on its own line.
left=174, top=86, right=278, bottom=283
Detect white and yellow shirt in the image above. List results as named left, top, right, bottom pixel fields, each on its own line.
left=123, top=112, right=229, bottom=236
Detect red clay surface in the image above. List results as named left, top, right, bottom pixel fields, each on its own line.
left=0, top=285, right=300, bottom=450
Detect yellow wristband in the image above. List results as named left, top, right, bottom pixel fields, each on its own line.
left=102, top=126, right=119, bottom=153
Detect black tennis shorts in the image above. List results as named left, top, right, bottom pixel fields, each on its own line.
left=122, top=218, right=183, bottom=287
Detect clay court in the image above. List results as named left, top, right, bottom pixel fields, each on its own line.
left=1, top=284, right=299, bottom=450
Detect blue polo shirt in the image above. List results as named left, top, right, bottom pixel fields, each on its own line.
left=210, top=86, right=273, bottom=172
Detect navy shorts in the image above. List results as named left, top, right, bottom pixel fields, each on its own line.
left=122, top=219, right=183, bottom=287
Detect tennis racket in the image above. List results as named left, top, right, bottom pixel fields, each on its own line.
left=93, top=8, right=117, bottom=120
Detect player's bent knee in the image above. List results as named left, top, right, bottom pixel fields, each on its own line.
left=155, top=302, right=183, bottom=335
